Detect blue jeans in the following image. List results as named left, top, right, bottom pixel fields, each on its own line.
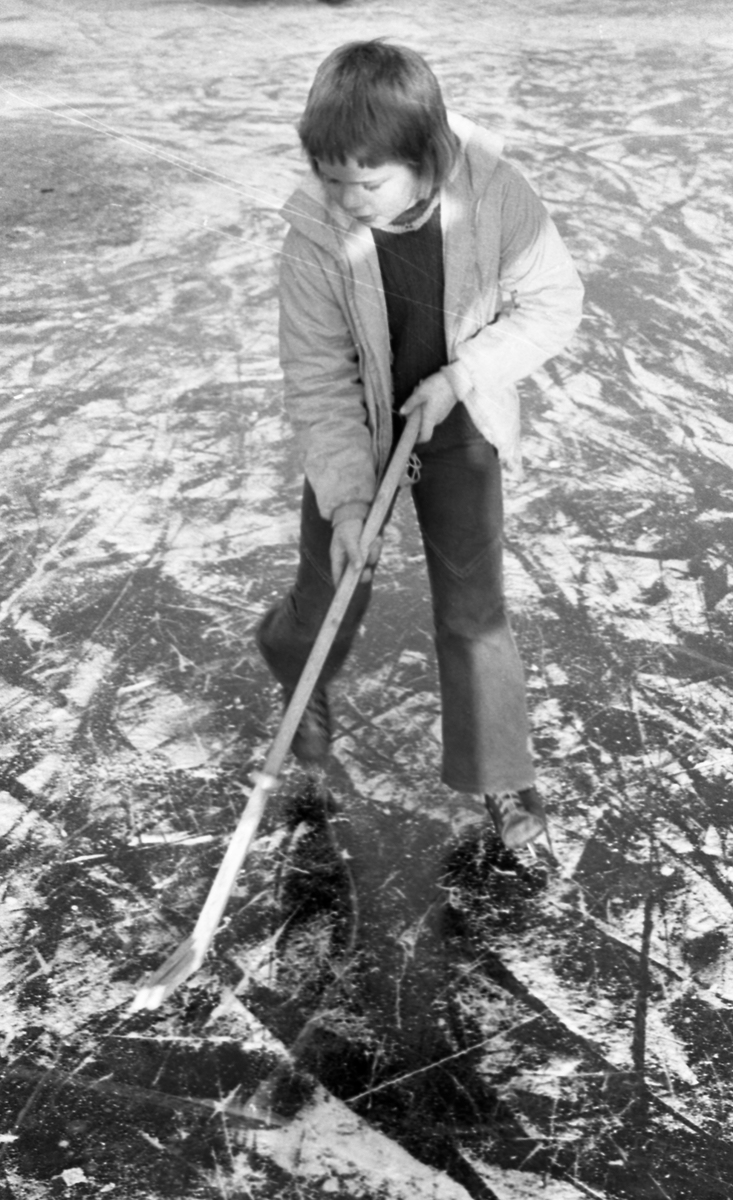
left=256, top=404, right=535, bottom=795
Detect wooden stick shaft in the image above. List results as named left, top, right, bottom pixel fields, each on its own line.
left=191, top=411, right=420, bottom=945
left=132, top=413, right=421, bottom=1005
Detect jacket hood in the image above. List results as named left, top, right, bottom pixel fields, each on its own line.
left=280, top=113, right=505, bottom=250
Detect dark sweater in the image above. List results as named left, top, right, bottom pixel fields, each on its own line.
left=372, top=204, right=447, bottom=413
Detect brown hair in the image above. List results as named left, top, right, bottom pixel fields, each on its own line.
left=298, top=40, right=458, bottom=187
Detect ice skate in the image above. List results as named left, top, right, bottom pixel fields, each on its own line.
left=484, top=787, right=547, bottom=850
left=284, top=684, right=332, bottom=765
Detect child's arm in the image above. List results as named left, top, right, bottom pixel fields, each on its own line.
left=453, top=163, right=583, bottom=395
left=279, top=228, right=385, bottom=583
left=279, top=228, right=377, bottom=523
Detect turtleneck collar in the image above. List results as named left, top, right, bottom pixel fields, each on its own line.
left=368, top=189, right=440, bottom=235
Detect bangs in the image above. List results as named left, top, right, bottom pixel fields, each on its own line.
left=302, top=95, right=437, bottom=170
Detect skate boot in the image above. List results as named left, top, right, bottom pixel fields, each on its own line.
left=484, top=787, right=549, bottom=889
left=283, top=685, right=332, bottom=765
left=484, top=787, right=546, bottom=850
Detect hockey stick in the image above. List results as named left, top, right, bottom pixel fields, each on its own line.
left=130, top=411, right=421, bottom=1012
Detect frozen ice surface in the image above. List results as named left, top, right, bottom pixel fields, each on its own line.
left=1, top=1, right=733, bottom=1197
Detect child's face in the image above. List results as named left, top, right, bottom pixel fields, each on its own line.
left=315, top=158, right=425, bottom=227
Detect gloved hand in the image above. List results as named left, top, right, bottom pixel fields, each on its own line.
left=330, top=517, right=383, bottom=587
left=400, top=368, right=458, bottom=443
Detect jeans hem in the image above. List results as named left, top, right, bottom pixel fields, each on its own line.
left=443, top=772, right=537, bottom=795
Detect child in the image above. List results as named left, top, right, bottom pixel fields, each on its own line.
left=257, top=40, right=583, bottom=870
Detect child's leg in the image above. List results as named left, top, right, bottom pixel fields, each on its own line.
left=411, top=407, right=535, bottom=795
left=256, top=480, right=373, bottom=690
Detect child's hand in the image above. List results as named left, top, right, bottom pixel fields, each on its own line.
left=330, top=518, right=382, bottom=587
left=400, top=370, right=457, bottom=443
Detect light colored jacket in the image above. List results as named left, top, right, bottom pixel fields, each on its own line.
left=278, top=113, right=584, bottom=522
